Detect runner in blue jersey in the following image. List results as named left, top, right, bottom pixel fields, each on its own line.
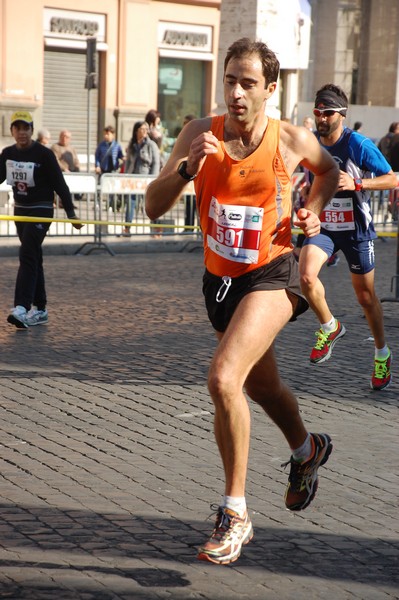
left=299, top=83, right=397, bottom=390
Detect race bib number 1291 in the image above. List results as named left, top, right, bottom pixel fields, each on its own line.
left=6, top=160, right=35, bottom=190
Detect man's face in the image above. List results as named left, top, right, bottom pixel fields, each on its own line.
left=314, top=107, right=345, bottom=138
left=223, top=54, right=275, bottom=123
left=11, top=122, right=33, bottom=148
left=60, top=132, right=71, bottom=146
left=104, top=130, right=114, bottom=141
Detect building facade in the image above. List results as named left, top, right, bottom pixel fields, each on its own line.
left=0, top=0, right=221, bottom=160
left=298, top=0, right=399, bottom=138
left=1, top=0, right=398, bottom=161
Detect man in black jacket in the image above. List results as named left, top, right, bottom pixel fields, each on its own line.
left=0, top=110, right=83, bottom=329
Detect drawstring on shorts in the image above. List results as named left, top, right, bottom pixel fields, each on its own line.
left=216, top=275, right=232, bottom=303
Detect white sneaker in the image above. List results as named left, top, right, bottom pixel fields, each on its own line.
left=25, top=308, right=48, bottom=326
left=7, top=305, right=28, bottom=329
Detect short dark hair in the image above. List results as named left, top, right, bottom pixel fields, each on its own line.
left=223, top=38, right=280, bottom=87
left=389, top=122, right=399, bottom=133
left=104, top=125, right=115, bottom=134
left=145, top=110, right=161, bottom=126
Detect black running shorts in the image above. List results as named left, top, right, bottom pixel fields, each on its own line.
left=202, top=251, right=309, bottom=332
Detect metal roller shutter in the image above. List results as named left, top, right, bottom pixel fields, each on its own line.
left=43, top=49, right=98, bottom=169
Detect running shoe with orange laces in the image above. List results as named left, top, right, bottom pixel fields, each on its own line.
left=371, top=349, right=392, bottom=390
left=197, top=506, right=253, bottom=565
left=283, top=433, right=333, bottom=511
left=310, top=320, right=346, bottom=364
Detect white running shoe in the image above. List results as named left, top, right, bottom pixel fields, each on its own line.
left=7, top=305, right=29, bottom=329
left=25, top=308, right=48, bottom=326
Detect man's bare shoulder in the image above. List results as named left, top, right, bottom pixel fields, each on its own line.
left=278, top=121, right=323, bottom=175
left=169, top=116, right=213, bottom=157
left=182, top=116, right=214, bottom=137
left=279, top=120, right=312, bottom=149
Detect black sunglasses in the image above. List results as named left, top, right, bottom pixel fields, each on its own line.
left=313, top=108, right=347, bottom=117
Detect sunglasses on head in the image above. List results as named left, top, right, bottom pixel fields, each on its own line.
left=313, top=108, right=347, bottom=117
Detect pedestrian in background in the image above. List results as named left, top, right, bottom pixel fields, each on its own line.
left=378, top=122, right=399, bottom=166
left=302, top=115, right=315, bottom=131
left=0, top=111, right=83, bottom=329
left=95, top=125, right=124, bottom=176
left=183, top=114, right=196, bottom=127
left=123, top=120, right=160, bottom=235
left=145, top=109, right=163, bottom=149
left=51, top=130, right=80, bottom=173
left=386, top=130, right=399, bottom=172
left=95, top=125, right=124, bottom=213
left=37, top=128, right=51, bottom=147
left=175, top=114, right=197, bottom=137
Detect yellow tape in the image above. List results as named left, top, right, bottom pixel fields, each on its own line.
left=0, top=214, right=199, bottom=230
left=291, top=228, right=398, bottom=238
left=0, top=215, right=397, bottom=236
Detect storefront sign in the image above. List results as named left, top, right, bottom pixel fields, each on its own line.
left=50, top=18, right=99, bottom=37
left=43, top=8, right=106, bottom=43
left=158, top=22, right=212, bottom=53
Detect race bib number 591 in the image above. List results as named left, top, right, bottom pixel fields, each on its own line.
left=207, top=197, right=263, bottom=264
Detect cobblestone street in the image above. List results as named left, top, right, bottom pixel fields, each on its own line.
left=0, top=238, right=398, bottom=599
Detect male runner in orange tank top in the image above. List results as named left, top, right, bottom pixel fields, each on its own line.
left=146, top=38, right=339, bottom=565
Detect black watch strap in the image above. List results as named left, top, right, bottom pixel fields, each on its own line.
left=177, top=160, right=196, bottom=181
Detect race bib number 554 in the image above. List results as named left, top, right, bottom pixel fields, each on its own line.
left=320, top=197, right=355, bottom=231
left=207, top=197, right=264, bottom=264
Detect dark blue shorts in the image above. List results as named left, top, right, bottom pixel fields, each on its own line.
left=303, top=233, right=375, bottom=274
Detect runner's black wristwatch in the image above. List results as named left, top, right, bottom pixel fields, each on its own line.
left=177, top=160, right=197, bottom=181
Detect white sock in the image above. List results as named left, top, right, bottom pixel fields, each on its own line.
left=375, top=345, right=390, bottom=360
left=321, top=316, right=336, bottom=334
left=223, top=496, right=247, bottom=517
left=292, top=433, right=313, bottom=463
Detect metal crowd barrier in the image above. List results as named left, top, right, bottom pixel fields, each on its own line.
left=0, top=173, right=199, bottom=240
left=1, top=171, right=398, bottom=238
left=0, top=173, right=98, bottom=238
left=99, top=173, right=198, bottom=238
left=1, top=172, right=398, bottom=294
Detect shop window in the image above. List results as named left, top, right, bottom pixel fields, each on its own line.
left=158, top=57, right=205, bottom=158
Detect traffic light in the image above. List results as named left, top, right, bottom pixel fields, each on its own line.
left=85, top=37, right=97, bottom=89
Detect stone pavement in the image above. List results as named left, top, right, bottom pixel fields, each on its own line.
left=0, top=236, right=398, bottom=600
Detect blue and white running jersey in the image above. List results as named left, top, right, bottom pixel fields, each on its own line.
left=317, top=127, right=392, bottom=241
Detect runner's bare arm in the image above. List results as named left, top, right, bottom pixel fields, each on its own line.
left=337, top=169, right=397, bottom=192
left=280, top=122, right=339, bottom=237
left=145, top=118, right=217, bottom=220
left=280, top=123, right=339, bottom=214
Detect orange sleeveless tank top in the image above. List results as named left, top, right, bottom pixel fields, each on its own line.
left=194, top=115, right=293, bottom=277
